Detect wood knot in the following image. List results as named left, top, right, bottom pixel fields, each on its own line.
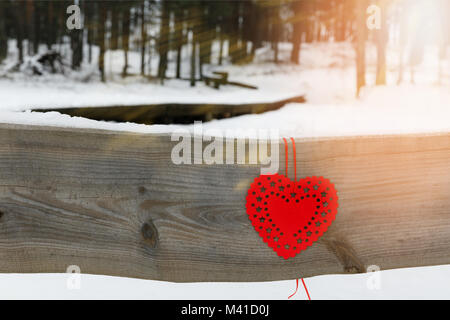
left=0, top=210, right=4, bottom=220
left=321, top=237, right=365, bottom=274
left=138, top=186, right=147, bottom=195
left=141, top=220, right=158, bottom=248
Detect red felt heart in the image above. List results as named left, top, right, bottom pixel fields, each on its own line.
left=246, top=174, right=338, bottom=259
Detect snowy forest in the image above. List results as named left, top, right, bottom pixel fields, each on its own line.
left=0, top=0, right=448, bottom=96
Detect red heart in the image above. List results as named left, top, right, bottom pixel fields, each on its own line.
left=246, top=174, right=338, bottom=259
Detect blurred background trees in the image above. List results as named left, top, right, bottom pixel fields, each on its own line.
left=0, top=0, right=448, bottom=93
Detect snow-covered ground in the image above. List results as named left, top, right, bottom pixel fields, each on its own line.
left=1, top=265, right=449, bottom=300
left=0, top=41, right=449, bottom=299
left=0, top=42, right=449, bottom=138
left=2, top=83, right=449, bottom=138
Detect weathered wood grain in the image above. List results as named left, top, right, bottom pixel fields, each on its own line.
left=0, top=123, right=448, bottom=282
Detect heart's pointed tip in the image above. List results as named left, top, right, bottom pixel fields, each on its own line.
left=278, top=251, right=299, bottom=260
left=274, top=250, right=292, bottom=260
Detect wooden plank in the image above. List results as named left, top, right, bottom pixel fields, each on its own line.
left=0, top=123, right=448, bottom=282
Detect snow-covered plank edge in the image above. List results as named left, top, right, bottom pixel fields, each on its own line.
left=31, top=94, right=306, bottom=125
left=0, top=123, right=448, bottom=282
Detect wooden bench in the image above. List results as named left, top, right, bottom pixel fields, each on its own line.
left=203, top=71, right=258, bottom=90
left=204, top=72, right=228, bottom=89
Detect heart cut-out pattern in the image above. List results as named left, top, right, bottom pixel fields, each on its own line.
left=246, top=173, right=338, bottom=259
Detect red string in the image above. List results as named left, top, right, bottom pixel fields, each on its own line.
left=288, top=277, right=311, bottom=300
left=302, top=278, right=311, bottom=300
left=282, top=137, right=289, bottom=177
left=288, top=279, right=298, bottom=299
left=282, top=137, right=297, bottom=181
left=284, top=137, right=310, bottom=300
left=290, top=137, right=297, bottom=181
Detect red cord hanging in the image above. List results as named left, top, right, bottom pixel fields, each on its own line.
left=288, top=278, right=311, bottom=300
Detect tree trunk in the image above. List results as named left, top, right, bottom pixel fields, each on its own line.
left=85, top=1, right=93, bottom=63
left=46, top=1, right=56, bottom=50
left=355, top=0, right=367, bottom=97
left=110, top=3, right=119, bottom=50
left=98, top=5, right=107, bottom=82
left=273, top=27, right=279, bottom=64
left=140, top=2, right=147, bottom=76
left=25, top=0, right=34, bottom=55
left=122, top=5, right=131, bottom=77
left=228, top=2, right=240, bottom=64
left=200, top=3, right=213, bottom=65
left=397, top=3, right=408, bottom=85
left=0, top=2, right=7, bottom=63
left=71, top=29, right=83, bottom=69
left=174, top=5, right=183, bottom=79
left=189, top=7, right=197, bottom=87
left=251, top=3, right=263, bottom=57
left=147, top=39, right=153, bottom=76
left=272, top=3, right=280, bottom=64
left=190, top=37, right=197, bottom=87
left=33, top=1, right=40, bottom=54
left=15, top=1, right=24, bottom=63
left=71, top=0, right=84, bottom=70
left=290, top=1, right=303, bottom=64
left=157, top=0, right=169, bottom=84
left=198, top=6, right=207, bottom=79
left=375, top=0, right=388, bottom=85
left=218, top=28, right=224, bottom=66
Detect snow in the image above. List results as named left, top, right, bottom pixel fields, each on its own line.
left=0, top=264, right=449, bottom=299
left=1, top=82, right=448, bottom=138
left=0, top=41, right=449, bottom=299
left=195, top=85, right=450, bottom=138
